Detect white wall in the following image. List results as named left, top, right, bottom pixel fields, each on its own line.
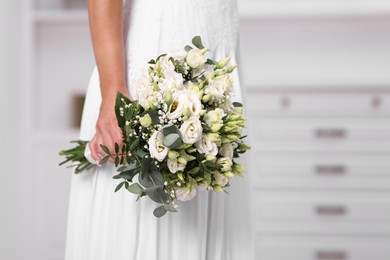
left=0, top=0, right=23, bottom=259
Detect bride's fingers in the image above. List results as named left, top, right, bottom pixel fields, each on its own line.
left=90, top=135, right=101, bottom=163
left=100, top=131, right=116, bottom=164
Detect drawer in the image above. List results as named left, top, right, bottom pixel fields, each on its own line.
left=256, top=235, right=390, bottom=260
left=249, top=152, right=390, bottom=190
left=248, top=119, right=390, bottom=152
left=246, top=92, right=390, bottom=118
left=254, top=191, right=390, bottom=221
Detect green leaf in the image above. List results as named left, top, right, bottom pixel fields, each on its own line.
left=127, top=182, right=144, bottom=194
left=115, top=91, right=131, bottom=127
left=139, top=169, right=164, bottom=188
left=163, top=133, right=182, bottom=149
left=192, top=36, right=204, bottom=49
left=184, top=45, right=193, bottom=52
left=164, top=204, right=178, bottom=212
left=146, top=110, right=160, bottom=125
left=135, top=149, right=147, bottom=158
left=206, top=59, right=216, bottom=65
left=115, top=156, right=120, bottom=166
left=115, top=143, right=119, bottom=154
left=153, top=205, right=167, bottom=217
left=146, top=186, right=170, bottom=204
left=161, top=124, right=181, bottom=136
left=100, top=155, right=110, bottom=165
left=148, top=59, right=156, bottom=64
left=113, top=168, right=139, bottom=181
left=100, top=144, right=110, bottom=155
left=233, top=102, right=243, bottom=107
left=115, top=181, right=126, bottom=192
left=130, top=138, right=140, bottom=151
left=156, top=53, right=167, bottom=61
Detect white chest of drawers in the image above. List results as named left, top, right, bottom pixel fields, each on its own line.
left=247, top=89, right=390, bottom=260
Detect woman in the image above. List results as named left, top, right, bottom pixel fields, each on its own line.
left=65, top=0, right=255, bottom=259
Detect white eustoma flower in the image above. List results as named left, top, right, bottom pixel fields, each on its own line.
left=159, top=70, right=184, bottom=94
left=219, top=142, right=235, bottom=159
left=186, top=49, right=207, bottom=69
left=167, top=158, right=186, bottom=173
left=179, top=116, right=203, bottom=144
left=175, top=186, right=197, bottom=201
left=214, top=173, right=229, bottom=187
left=136, top=74, right=163, bottom=109
left=187, top=90, right=202, bottom=117
left=195, top=134, right=218, bottom=156
left=148, top=131, right=169, bottom=162
left=166, top=90, right=186, bottom=120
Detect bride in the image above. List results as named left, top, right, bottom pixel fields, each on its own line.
left=64, top=0, right=255, bottom=259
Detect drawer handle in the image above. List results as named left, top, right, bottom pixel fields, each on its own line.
left=316, top=250, right=348, bottom=260
left=315, top=128, right=346, bottom=139
left=315, top=205, right=347, bottom=216
left=315, top=165, right=346, bottom=175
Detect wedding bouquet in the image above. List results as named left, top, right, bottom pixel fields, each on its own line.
left=59, top=36, right=250, bottom=217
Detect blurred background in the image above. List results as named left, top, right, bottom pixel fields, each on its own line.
left=1, top=0, right=390, bottom=259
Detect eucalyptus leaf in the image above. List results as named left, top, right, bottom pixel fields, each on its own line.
left=192, top=36, right=204, bottom=49
left=163, top=133, right=182, bottom=149
left=127, top=183, right=144, bottom=195
left=161, top=124, right=181, bottom=136
left=153, top=205, right=167, bottom=217
left=147, top=186, right=170, bottom=204
left=184, top=45, right=193, bottom=52
left=164, top=204, right=178, bottom=212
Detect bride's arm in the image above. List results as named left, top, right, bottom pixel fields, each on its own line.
left=88, top=0, right=131, bottom=164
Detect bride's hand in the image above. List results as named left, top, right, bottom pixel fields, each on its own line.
left=90, top=89, right=132, bottom=165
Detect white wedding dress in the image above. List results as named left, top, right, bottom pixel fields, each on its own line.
left=65, top=0, right=255, bottom=259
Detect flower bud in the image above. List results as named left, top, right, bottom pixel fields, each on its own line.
left=215, top=57, right=231, bottom=69
left=238, top=143, right=251, bottom=151
left=165, top=91, right=173, bottom=106
left=202, top=94, right=212, bottom=103
left=233, top=163, right=246, bottom=176
left=200, top=109, right=207, bottom=116
left=168, top=150, right=180, bottom=159
left=213, top=185, right=224, bottom=193
left=205, top=155, right=217, bottom=163
left=210, top=123, right=223, bottom=132
left=139, top=114, right=152, bottom=128
left=227, top=65, right=237, bottom=73
left=199, top=47, right=208, bottom=55
left=177, top=156, right=187, bottom=165
left=224, top=171, right=235, bottom=178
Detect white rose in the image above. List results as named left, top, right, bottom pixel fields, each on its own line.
left=175, top=186, right=197, bottom=201
left=148, top=131, right=168, bottom=162
left=167, top=158, right=186, bottom=173
left=217, top=157, right=233, bottom=172
left=195, top=134, right=218, bottom=156
left=180, top=116, right=203, bottom=144
left=214, top=173, right=229, bottom=187
left=186, top=49, right=207, bottom=69
left=219, top=142, right=235, bottom=159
